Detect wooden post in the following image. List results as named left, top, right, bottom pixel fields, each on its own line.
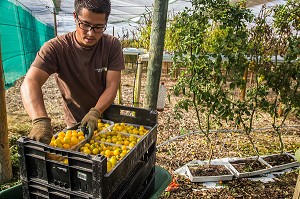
left=53, top=8, right=58, bottom=36
left=143, top=0, right=168, bottom=110
left=117, top=81, right=122, bottom=105
left=133, top=59, right=143, bottom=107
left=0, top=39, right=13, bottom=183
left=293, top=171, right=300, bottom=199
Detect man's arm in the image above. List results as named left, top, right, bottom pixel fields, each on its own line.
left=21, top=67, right=53, bottom=144
left=95, top=70, right=121, bottom=114
left=21, top=67, right=50, bottom=119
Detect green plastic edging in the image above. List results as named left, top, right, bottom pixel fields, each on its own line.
left=150, top=165, right=172, bottom=199
left=0, top=184, right=22, bottom=199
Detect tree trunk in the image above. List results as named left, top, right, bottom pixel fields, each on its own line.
left=143, top=0, right=168, bottom=110
left=277, top=102, right=283, bottom=116
left=0, top=41, right=13, bottom=183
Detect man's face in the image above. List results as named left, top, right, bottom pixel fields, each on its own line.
left=74, top=8, right=107, bottom=47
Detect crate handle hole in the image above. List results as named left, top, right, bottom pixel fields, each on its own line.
left=120, top=110, right=135, bottom=117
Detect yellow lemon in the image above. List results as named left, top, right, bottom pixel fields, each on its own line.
left=92, top=148, right=100, bottom=155
left=78, top=131, right=84, bottom=136
left=63, top=159, right=68, bottom=165
left=64, top=137, right=71, bottom=144
left=78, top=135, right=85, bottom=141
left=63, top=143, right=71, bottom=149
left=70, top=136, right=79, bottom=145
left=58, top=131, right=66, bottom=138
left=107, top=162, right=112, bottom=172
left=83, top=148, right=91, bottom=154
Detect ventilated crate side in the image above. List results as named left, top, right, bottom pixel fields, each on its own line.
left=102, top=141, right=156, bottom=198
left=104, top=104, right=157, bottom=127
left=21, top=150, right=156, bottom=199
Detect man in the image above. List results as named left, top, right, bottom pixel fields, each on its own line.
left=20, top=0, right=124, bottom=144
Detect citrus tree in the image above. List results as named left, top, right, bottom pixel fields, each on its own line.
left=250, top=0, right=300, bottom=154
left=171, top=0, right=254, bottom=162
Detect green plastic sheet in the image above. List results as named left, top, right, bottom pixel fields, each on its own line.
left=0, top=0, right=54, bottom=89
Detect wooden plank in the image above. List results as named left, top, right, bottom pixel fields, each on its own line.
left=293, top=171, right=300, bottom=199
left=133, top=60, right=143, bottom=107
left=117, top=81, right=122, bottom=105
left=0, top=37, right=13, bottom=183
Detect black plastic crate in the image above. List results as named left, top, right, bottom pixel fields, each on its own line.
left=103, top=104, right=157, bottom=127
left=109, top=149, right=156, bottom=199
left=22, top=151, right=156, bottom=199
left=18, top=105, right=157, bottom=199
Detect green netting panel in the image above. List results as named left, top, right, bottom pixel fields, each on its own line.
left=0, top=0, right=54, bottom=89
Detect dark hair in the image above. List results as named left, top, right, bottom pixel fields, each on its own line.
left=75, top=0, right=111, bottom=21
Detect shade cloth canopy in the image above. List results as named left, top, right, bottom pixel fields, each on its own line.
left=13, top=0, right=286, bottom=36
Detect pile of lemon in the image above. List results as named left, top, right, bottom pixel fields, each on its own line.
left=49, top=119, right=149, bottom=172
left=79, top=140, right=130, bottom=172
left=49, top=130, right=85, bottom=149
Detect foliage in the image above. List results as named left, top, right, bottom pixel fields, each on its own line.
left=136, top=12, right=153, bottom=50
left=117, top=28, right=139, bottom=48
left=249, top=0, right=300, bottom=153
left=170, top=0, right=300, bottom=160
left=0, top=134, right=22, bottom=191
left=117, top=11, right=153, bottom=49
left=9, top=135, right=21, bottom=169
left=119, top=10, right=180, bottom=52
left=171, top=0, right=255, bottom=162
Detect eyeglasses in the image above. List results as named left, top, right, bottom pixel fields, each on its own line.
left=76, top=15, right=106, bottom=33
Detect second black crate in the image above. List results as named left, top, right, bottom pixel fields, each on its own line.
left=21, top=142, right=156, bottom=199
left=22, top=164, right=155, bottom=199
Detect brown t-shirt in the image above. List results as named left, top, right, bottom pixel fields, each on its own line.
left=31, top=31, right=125, bottom=127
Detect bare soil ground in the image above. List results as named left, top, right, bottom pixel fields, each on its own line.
left=5, top=66, right=300, bottom=198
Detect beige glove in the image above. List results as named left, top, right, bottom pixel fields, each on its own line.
left=28, top=117, right=53, bottom=144
left=81, top=108, right=101, bottom=140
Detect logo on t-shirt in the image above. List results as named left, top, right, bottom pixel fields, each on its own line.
left=94, top=67, right=107, bottom=72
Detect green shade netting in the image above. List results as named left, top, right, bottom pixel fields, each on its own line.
left=0, top=0, right=54, bottom=89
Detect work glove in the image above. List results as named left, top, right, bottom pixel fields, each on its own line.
left=81, top=108, right=101, bottom=141
left=67, top=122, right=81, bottom=130
left=28, top=117, right=53, bottom=144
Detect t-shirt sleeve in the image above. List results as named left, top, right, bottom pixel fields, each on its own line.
left=31, top=40, right=58, bottom=75
left=107, top=38, right=125, bottom=71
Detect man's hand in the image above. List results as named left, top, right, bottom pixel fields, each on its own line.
left=28, top=117, right=53, bottom=144
left=81, top=108, right=101, bottom=140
